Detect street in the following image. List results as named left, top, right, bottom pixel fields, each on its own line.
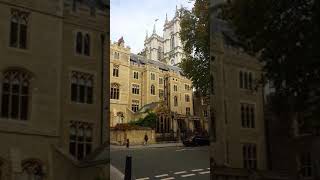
left=110, top=146, right=210, bottom=180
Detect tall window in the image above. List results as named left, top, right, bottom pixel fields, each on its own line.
left=150, top=85, right=155, bottom=95
left=240, top=71, right=254, bottom=90
left=69, top=121, right=93, bottom=160
left=131, top=100, right=139, bottom=112
left=158, top=46, right=162, bottom=60
left=159, top=89, right=164, bottom=99
left=111, top=83, right=120, bottom=99
left=133, top=72, right=139, bottom=79
left=71, top=72, right=93, bottom=104
left=185, top=94, right=190, bottom=102
left=185, top=84, right=190, bottom=90
left=114, top=52, right=120, bottom=59
left=300, top=152, right=313, bottom=178
left=186, top=107, right=191, bottom=116
left=113, top=65, right=119, bottom=77
left=10, top=10, right=29, bottom=49
left=170, top=33, right=175, bottom=50
left=242, top=144, right=257, bottom=169
left=241, top=103, right=255, bottom=128
left=151, top=73, right=155, bottom=80
left=174, top=85, right=178, bottom=91
left=76, top=32, right=90, bottom=56
left=174, top=96, right=178, bottom=106
left=159, top=78, right=163, bottom=84
left=203, top=110, right=208, bottom=117
left=1, top=70, right=30, bottom=120
left=21, top=160, right=45, bottom=180
left=132, top=84, right=140, bottom=95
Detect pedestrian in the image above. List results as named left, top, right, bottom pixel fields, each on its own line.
left=126, top=139, right=130, bottom=148
left=144, top=134, right=148, bottom=145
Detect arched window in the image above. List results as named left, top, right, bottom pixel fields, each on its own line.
left=185, top=94, right=190, bottom=102
left=76, top=32, right=83, bottom=54
left=244, top=72, right=248, bottom=89
left=1, top=71, right=30, bottom=120
left=10, top=15, right=19, bottom=47
left=84, top=34, right=90, bottom=56
left=174, top=96, right=178, bottom=106
left=239, top=71, right=243, bottom=88
left=170, top=33, right=175, bottom=50
left=111, top=83, right=120, bottom=99
left=19, top=16, right=28, bottom=49
left=150, top=85, right=155, bottom=95
left=70, top=71, right=94, bottom=104
left=248, top=72, right=253, bottom=89
left=21, top=160, right=45, bottom=180
left=69, top=121, right=93, bottom=160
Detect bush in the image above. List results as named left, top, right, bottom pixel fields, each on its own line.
left=130, top=112, right=157, bottom=128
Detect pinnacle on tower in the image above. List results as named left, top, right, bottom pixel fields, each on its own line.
left=175, top=5, right=179, bottom=16
left=145, top=30, right=148, bottom=40
left=165, top=13, right=168, bottom=24
left=153, top=23, right=156, bottom=34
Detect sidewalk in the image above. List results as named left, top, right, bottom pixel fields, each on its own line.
left=110, top=164, right=124, bottom=180
left=110, top=142, right=183, bottom=150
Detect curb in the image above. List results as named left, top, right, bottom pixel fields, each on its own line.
left=110, top=164, right=124, bottom=180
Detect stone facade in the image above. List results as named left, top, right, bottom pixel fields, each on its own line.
left=210, top=16, right=267, bottom=171
left=110, top=39, right=194, bottom=130
left=0, top=0, right=109, bottom=179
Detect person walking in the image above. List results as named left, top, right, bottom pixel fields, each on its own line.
left=126, top=139, right=130, bottom=148
left=144, top=134, right=148, bottom=145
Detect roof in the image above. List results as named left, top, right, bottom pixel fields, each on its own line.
left=137, top=102, right=161, bottom=113
left=130, top=53, right=183, bottom=74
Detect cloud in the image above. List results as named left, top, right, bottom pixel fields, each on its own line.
left=110, top=0, right=194, bottom=53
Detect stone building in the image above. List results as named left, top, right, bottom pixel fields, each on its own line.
left=144, top=6, right=184, bottom=66
left=110, top=38, right=196, bottom=136
left=0, top=0, right=109, bottom=179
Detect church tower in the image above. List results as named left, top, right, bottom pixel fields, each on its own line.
left=144, top=23, right=164, bottom=61
left=163, top=5, right=184, bottom=66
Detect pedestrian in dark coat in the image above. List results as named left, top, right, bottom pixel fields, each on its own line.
left=144, top=134, right=148, bottom=145
left=126, top=139, right=130, bottom=148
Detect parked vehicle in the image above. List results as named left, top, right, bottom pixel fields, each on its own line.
left=182, top=135, right=210, bottom=146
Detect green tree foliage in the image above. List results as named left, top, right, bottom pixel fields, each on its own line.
left=179, top=0, right=210, bottom=96
left=220, top=0, right=320, bottom=127
left=129, top=112, right=157, bottom=128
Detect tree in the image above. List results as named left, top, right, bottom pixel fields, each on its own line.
left=129, top=112, right=157, bottom=128
left=220, top=0, right=320, bottom=129
left=179, top=0, right=210, bottom=96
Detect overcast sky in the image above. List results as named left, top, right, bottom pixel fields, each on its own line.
left=110, top=0, right=194, bottom=54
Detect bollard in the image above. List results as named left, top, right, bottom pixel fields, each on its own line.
left=124, top=156, right=132, bottom=180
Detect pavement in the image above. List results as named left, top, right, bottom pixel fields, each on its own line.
left=111, top=144, right=210, bottom=180
left=110, top=142, right=183, bottom=150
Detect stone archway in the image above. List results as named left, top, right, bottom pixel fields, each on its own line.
left=20, top=159, right=46, bottom=180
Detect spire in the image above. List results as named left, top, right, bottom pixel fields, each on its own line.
left=145, top=30, right=148, bottom=40
left=153, top=23, right=156, bottom=34
left=175, top=5, right=179, bottom=16
left=165, top=13, right=168, bottom=24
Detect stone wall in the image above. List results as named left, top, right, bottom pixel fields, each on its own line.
left=110, top=129, right=156, bottom=145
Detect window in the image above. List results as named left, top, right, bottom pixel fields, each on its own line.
left=1, top=70, right=30, bottom=120
left=114, top=52, right=120, bottom=59
left=76, top=32, right=90, bottom=56
left=174, top=96, right=178, bottom=106
left=158, top=46, right=162, bottom=60
left=240, top=70, right=254, bottom=90
left=111, top=83, right=120, bottom=99
left=203, top=110, right=208, bottom=117
left=186, top=107, right=191, bottom=116
left=10, top=9, right=29, bottom=49
left=71, top=71, right=94, bottom=104
left=131, top=100, right=139, bottom=112
left=174, top=85, right=178, bottom=91
left=242, top=144, right=257, bottom=169
left=170, top=33, right=175, bottom=50
left=113, top=65, right=119, bottom=77
left=299, top=152, right=313, bottom=178
left=185, top=84, right=190, bottom=90
left=21, top=160, right=45, bottom=180
left=150, top=85, right=155, bottom=95
left=133, top=72, right=139, bottom=79
left=159, top=78, right=163, bottom=84
left=185, top=94, right=190, bottom=102
left=132, top=84, right=140, bottom=95
left=69, top=121, right=93, bottom=160
left=241, top=103, right=255, bottom=128
left=159, top=89, right=164, bottom=99
left=151, top=73, right=155, bottom=80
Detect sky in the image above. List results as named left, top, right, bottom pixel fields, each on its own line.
left=110, top=0, right=194, bottom=54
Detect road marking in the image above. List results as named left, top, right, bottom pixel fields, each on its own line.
left=155, top=174, right=169, bottom=178
left=175, top=149, right=186, bottom=152
left=191, top=169, right=203, bottom=172
left=136, top=178, right=150, bottom=180
left=161, top=177, right=175, bottom=180
left=174, top=171, right=187, bottom=175
left=199, top=171, right=210, bottom=175
left=181, top=174, right=196, bottom=178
